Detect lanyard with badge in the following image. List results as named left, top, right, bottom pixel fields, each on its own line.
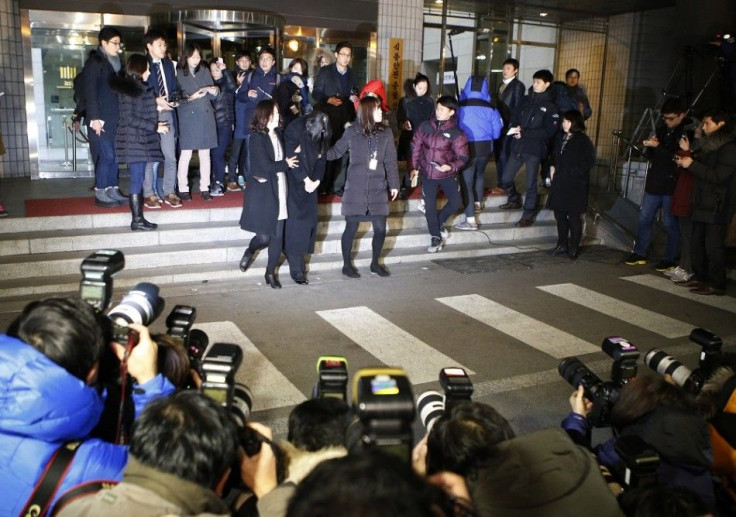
left=368, top=134, right=378, bottom=170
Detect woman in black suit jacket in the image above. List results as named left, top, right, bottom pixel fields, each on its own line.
left=283, top=111, right=331, bottom=284
left=238, top=100, right=298, bottom=288
left=547, top=110, right=596, bottom=259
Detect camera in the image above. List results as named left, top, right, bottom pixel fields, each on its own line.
left=612, top=435, right=660, bottom=488
left=164, top=305, right=209, bottom=381
left=559, top=337, right=639, bottom=427
left=311, top=356, right=349, bottom=400
left=417, top=367, right=474, bottom=432
left=346, top=367, right=416, bottom=462
left=645, top=327, right=723, bottom=393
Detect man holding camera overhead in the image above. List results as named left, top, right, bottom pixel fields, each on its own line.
left=0, top=296, right=174, bottom=516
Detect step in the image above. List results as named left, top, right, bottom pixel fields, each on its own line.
left=0, top=235, right=565, bottom=300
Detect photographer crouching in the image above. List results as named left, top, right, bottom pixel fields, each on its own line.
left=0, top=296, right=174, bottom=516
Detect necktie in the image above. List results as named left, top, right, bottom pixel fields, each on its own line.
left=156, top=62, right=166, bottom=98
left=499, top=82, right=507, bottom=96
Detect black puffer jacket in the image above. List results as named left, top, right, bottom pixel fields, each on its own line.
left=509, top=89, right=559, bottom=158
left=689, top=128, right=736, bottom=224
left=212, top=70, right=236, bottom=126
left=643, top=121, right=686, bottom=195
left=110, top=74, right=163, bottom=165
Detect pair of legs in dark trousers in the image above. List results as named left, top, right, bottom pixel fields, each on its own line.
left=342, top=215, right=387, bottom=271
left=691, top=221, right=727, bottom=290
left=501, top=152, right=541, bottom=219
left=245, top=220, right=285, bottom=274
left=423, top=176, right=461, bottom=238
left=460, top=153, right=491, bottom=218
left=228, top=137, right=248, bottom=182
left=554, top=210, right=583, bottom=252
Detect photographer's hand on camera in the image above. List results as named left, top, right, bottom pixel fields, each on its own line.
left=111, top=323, right=158, bottom=385
left=412, top=433, right=429, bottom=476
left=570, top=385, right=593, bottom=417
left=239, top=422, right=278, bottom=499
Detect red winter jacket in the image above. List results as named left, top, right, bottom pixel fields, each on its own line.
left=410, top=117, right=469, bottom=180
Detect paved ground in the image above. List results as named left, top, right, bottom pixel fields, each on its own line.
left=2, top=245, right=734, bottom=444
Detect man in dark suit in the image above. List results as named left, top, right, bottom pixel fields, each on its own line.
left=493, top=58, right=526, bottom=194
left=144, top=29, right=181, bottom=208
left=84, top=27, right=125, bottom=207
left=313, top=41, right=359, bottom=195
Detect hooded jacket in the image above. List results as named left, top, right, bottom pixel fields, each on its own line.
left=410, top=117, right=469, bottom=180
left=688, top=127, right=736, bottom=224
left=509, top=89, right=560, bottom=158
left=458, top=76, right=503, bottom=145
left=0, top=334, right=175, bottom=515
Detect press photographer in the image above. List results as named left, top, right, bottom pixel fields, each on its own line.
left=0, top=295, right=174, bottom=516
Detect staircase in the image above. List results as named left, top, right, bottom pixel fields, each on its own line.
left=0, top=195, right=562, bottom=300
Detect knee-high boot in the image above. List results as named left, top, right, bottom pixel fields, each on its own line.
left=130, top=193, right=157, bottom=231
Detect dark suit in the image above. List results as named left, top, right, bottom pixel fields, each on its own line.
left=495, top=77, right=526, bottom=186
left=145, top=56, right=179, bottom=196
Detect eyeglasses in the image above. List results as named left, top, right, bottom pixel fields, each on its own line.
left=108, top=40, right=122, bottom=46
left=337, top=53, right=352, bottom=58
left=662, top=115, right=680, bottom=121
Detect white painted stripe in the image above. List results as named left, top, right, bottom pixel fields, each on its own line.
left=621, top=274, right=736, bottom=313
left=195, top=322, right=307, bottom=411
left=316, top=306, right=473, bottom=384
left=436, top=294, right=599, bottom=358
left=537, top=283, right=694, bottom=338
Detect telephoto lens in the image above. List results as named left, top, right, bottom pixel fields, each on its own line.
left=229, top=382, right=254, bottom=428
left=644, top=349, right=701, bottom=394
left=108, top=282, right=165, bottom=326
left=558, top=357, right=603, bottom=397
left=416, top=390, right=445, bottom=432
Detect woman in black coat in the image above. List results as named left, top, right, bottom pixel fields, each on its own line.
left=238, top=100, right=299, bottom=288
left=209, top=58, right=237, bottom=195
left=326, top=96, right=400, bottom=278
left=277, top=58, right=312, bottom=130
left=547, top=109, right=596, bottom=259
left=283, top=111, right=331, bottom=284
left=110, top=54, right=166, bottom=231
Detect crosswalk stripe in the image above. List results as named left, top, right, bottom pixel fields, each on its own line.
left=316, top=306, right=473, bottom=384
left=195, top=322, right=307, bottom=411
left=436, top=294, right=599, bottom=358
left=621, top=274, right=736, bottom=313
left=537, top=283, right=694, bottom=338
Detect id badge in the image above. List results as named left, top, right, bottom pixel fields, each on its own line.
left=369, top=158, right=378, bottom=170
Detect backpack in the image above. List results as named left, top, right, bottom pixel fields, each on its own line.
left=245, top=70, right=282, bottom=96
left=73, top=71, right=86, bottom=115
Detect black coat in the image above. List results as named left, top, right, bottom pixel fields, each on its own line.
left=643, top=121, right=686, bottom=195
left=547, top=132, right=596, bottom=213
left=83, top=49, right=120, bottom=141
left=212, top=71, right=236, bottom=127
left=312, top=64, right=357, bottom=142
left=109, top=74, right=164, bottom=165
left=276, top=73, right=311, bottom=129
left=326, top=125, right=399, bottom=217
left=509, top=90, right=560, bottom=158
left=689, top=129, right=736, bottom=224
left=497, top=77, right=525, bottom=126
left=283, top=117, right=326, bottom=254
left=239, top=131, right=289, bottom=235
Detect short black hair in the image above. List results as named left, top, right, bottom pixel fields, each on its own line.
left=503, top=58, right=519, bottom=70
left=286, top=452, right=454, bottom=517
left=426, top=401, right=515, bottom=478
left=258, top=46, right=276, bottom=60
left=661, top=98, right=686, bottom=116
left=702, top=108, right=730, bottom=125
left=98, top=26, right=121, bottom=45
left=563, top=109, right=586, bottom=133
left=143, top=28, right=167, bottom=48
left=437, top=95, right=458, bottom=112
left=235, top=49, right=252, bottom=61
left=532, top=69, right=554, bottom=84
left=129, top=391, right=238, bottom=488
left=288, top=398, right=350, bottom=451
left=565, top=68, right=581, bottom=79
left=12, top=296, right=105, bottom=381
left=335, top=41, right=353, bottom=55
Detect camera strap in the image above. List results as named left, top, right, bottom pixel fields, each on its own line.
left=21, top=441, right=81, bottom=517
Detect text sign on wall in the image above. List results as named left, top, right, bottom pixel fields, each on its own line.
left=389, top=38, right=403, bottom=111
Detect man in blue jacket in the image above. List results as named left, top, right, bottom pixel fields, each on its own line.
left=499, top=69, right=560, bottom=227
left=0, top=297, right=174, bottom=516
left=455, top=76, right=503, bottom=230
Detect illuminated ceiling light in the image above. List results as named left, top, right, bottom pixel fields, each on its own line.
left=287, top=39, right=299, bottom=52
left=540, top=12, right=548, bottom=17
left=476, top=54, right=487, bottom=60
left=434, top=0, right=443, bottom=3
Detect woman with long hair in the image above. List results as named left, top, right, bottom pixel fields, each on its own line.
left=238, top=100, right=299, bottom=288
left=326, top=96, right=400, bottom=278
left=283, top=111, right=331, bottom=284
left=110, top=53, right=166, bottom=231
left=175, top=42, right=219, bottom=201
left=547, top=109, right=596, bottom=259
left=277, top=57, right=312, bottom=129
left=397, top=73, right=434, bottom=197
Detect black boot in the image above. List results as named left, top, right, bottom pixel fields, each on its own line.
left=264, top=271, right=282, bottom=289
left=130, top=193, right=157, bottom=231
left=239, top=248, right=255, bottom=272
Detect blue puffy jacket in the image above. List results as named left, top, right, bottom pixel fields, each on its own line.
left=0, top=334, right=174, bottom=515
left=458, top=76, right=503, bottom=143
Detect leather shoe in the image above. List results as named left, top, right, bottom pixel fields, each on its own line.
left=292, top=276, right=309, bottom=285
left=516, top=218, right=533, bottom=228
left=264, top=273, right=282, bottom=289
left=676, top=279, right=704, bottom=288
left=490, top=187, right=506, bottom=195
left=239, top=249, right=255, bottom=272
left=690, top=286, right=725, bottom=296
left=342, top=265, right=360, bottom=278
left=499, top=201, right=522, bottom=210
left=568, top=248, right=579, bottom=260
left=548, top=245, right=568, bottom=256
left=370, top=263, right=390, bottom=277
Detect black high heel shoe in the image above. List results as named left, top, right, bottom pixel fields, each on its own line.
left=265, top=272, right=282, bottom=289
left=239, top=249, right=255, bottom=272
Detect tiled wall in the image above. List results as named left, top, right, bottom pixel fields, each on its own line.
left=0, top=0, right=30, bottom=178
left=377, top=0, right=423, bottom=110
